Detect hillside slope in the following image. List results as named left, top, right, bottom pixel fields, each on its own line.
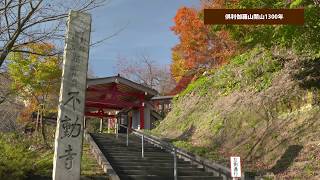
left=152, top=48, right=320, bottom=179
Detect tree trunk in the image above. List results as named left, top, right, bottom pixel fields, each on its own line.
left=36, top=108, right=40, bottom=131
left=40, top=106, right=49, bottom=148
left=0, top=46, right=10, bottom=68
left=0, top=28, right=22, bottom=68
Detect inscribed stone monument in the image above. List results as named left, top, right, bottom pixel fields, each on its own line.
left=52, top=11, right=91, bottom=180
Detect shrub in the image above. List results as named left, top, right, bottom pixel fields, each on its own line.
left=0, top=133, right=36, bottom=180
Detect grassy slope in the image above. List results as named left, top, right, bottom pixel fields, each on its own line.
left=152, top=48, right=320, bottom=179
left=28, top=141, right=107, bottom=179
left=0, top=130, right=107, bottom=179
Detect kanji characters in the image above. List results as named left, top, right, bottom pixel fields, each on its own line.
left=64, top=91, right=81, bottom=111
left=59, top=144, right=77, bottom=170
left=61, top=115, right=81, bottom=139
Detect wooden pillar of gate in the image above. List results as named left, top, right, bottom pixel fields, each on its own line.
left=139, top=95, right=145, bottom=129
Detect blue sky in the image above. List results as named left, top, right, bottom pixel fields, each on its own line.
left=89, top=0, right=200, bottom=77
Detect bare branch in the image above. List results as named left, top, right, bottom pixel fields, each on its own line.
left=116, top=53, right=176, bottom=94
left=9, top=49, right=62, bottom=56
left=90, top=21, right=129, bottom=47
left=4, top=0, right=13, bottom=39
left=21, top=13, right=68, bottom=31
left=0, top=0, right=107, bottom=68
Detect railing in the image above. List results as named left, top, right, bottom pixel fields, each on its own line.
left=117, top=124, right=232, bottom=180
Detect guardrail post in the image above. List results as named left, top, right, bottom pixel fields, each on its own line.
left=116, top=122, right=118, bottom=139
left=173, top=147, right=177, bottom=180
left=141, top=134, right=144, bottom=158
left=99, top=118, right=103, bottom=133
left=126, top=127, right=129, bottom=147
left=107, top=118, right=110, bottom=134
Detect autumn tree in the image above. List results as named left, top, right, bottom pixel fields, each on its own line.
left=0, top=0, right=106, bottom=68
left=116, top=54, right=176, bottom=95
left=201, top=0, right=320, bottom=56
left=170, top=6, right=236, bottom=93
left=8, top=43, right=62, bottom=145
left=216, top=0, right=320, bottom=55
left=170, top=51, right=187, bottom=82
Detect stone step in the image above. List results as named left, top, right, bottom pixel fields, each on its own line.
left=99, top=148, right=165, bottom=153
left=103, top=152, right=172, bottom=157
left=104, top=153, right=171, bottom=158
left=105, top=155, right=174, bottom=160
left=97, top=144, right=157, bottom=150
left=115, top=169, right=212, bottom=176
left=91, top=133, right=223, bottom=180
left=93, top=135, right=148, bottom=141
left=112, top=165, right=200, bottom=171
left=98, top=145, right=163, bottom=149
left=107, top=158, right=187, bottom=164
left=95, top=143, right=162, bottom=150
left=98, top=143, right=156, bottom=148
left=105, top=148, right=164, bottom=154
left=109, top=161, right=195, bottom=167
left=118, top=175, right=223, bottom=180
left=93, top=136, right=158, bottom=145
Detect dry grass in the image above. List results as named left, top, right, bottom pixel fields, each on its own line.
left=152, top=51, right=320, bottom=178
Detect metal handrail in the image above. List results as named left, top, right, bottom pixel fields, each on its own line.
left=117, top=124, right=232, bottom=180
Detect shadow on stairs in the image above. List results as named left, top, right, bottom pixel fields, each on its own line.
left=91, top=133, right=223, bottom=180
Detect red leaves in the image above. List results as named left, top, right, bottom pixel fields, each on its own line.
left=169, top=74, right=194, bottom=95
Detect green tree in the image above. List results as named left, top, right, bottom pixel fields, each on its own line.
left=8, top=43, right=62, bottom=146
left=210, top=0, right=320, bottom=55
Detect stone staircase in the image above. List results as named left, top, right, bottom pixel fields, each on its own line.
left=91, top=133, right=223, bottom=180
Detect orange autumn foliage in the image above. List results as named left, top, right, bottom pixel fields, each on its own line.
left=19, top=100, right=38, bottom=123
left=170, top=6, right=236, bottom=93
left=171, top=7, right=208, bottom=72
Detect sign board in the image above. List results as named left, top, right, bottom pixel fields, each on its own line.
left=52, top=10, right=91, bottom=180
left=230, top=156, right=242, bottom=178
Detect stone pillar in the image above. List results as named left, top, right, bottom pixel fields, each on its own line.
left=52, top=11, right=91, bottom=180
